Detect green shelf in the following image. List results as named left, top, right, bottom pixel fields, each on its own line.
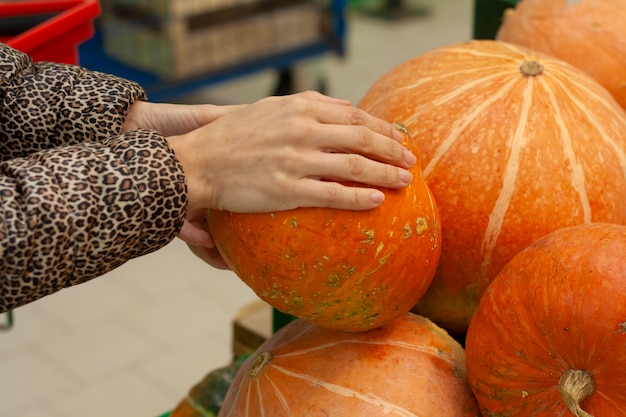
left=473, top=0, right=519, bottom=40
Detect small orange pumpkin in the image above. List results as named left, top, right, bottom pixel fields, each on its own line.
left=358, top=39, right=626, bottom=336
left=207, top=130, right=440, bottom=332
left=465, top=223, right=626, bottom=416
left=497, top=0, right=626, bottom=108
left=219, top=313, right=481, bottom=417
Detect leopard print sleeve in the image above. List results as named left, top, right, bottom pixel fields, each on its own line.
left=0, top=43, right=188, bottom=312
left=0, top=42, right=147, bottom=159
left=0, top=129, right=187, bottom=312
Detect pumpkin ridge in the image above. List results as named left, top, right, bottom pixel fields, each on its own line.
left=432, top=70, right=518, bottom=108
left=275, top=339, right=458, bottom=366
left=270, top=323, right=313, bottom=353
left=496, top=40, right=536, bottom=58
left=537, top=75, right=592, bottom=222
left=254, top=379, right=266, bottom=417
left=244, top=382, right=252, bottom=417
left=479, top=73, right=534, bottom=281
left=548, top=64, right=626, bottom=121
left=271, top=364, right=421, bottom=417
left=441, top=45, right=527, bottom=61
left=424, top=76, right=518, bottom=178
left=264, top=374, right=291, bottom=415
left=547, top=69, right=626, bottom=179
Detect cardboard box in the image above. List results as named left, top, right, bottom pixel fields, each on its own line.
left=101, top=0, right=329, bottom=80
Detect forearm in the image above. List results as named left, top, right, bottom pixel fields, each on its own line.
left=0, top=43, right=146, bottom=159
left=0, top=129, right=186, bottom=312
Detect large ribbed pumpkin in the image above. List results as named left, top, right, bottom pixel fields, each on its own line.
left=496, top=0, right=626, bottom=108
left=357, top=39, right=626, bottom=336
left=465, top=223, right=626, bottom=416
left=218, top=313, right=480, bottom=417
left=207, top=130, right=440, bottom=332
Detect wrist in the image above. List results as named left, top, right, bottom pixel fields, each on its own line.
left=166, top=132, right=212, bottom=211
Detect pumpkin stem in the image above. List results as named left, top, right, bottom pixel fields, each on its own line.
left=558, top=369, right=595, bottom=417
left=520, top=61, right=544, bottom=77
left=392, top=122, right=413, bottom=149
left=247, top=351, right=272, bottom=377
left=392, top=122, right=410, bottom=138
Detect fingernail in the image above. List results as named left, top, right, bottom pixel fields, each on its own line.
left=370, top=190, right=385, bottom=204
left=404, top=150, right=417, bottom=166
left=398, top=168, right=413, bottom=184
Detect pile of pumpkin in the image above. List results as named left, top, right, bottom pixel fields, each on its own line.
left=172, top=1, right=626, bottom=415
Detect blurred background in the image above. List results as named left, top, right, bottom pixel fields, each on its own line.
left=1, top=0, right=475, bottom=416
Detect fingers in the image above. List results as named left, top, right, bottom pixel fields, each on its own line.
left=277, top=93, right=412, bottom=168
left=313, top=124, right=416, bottom=169
left=266, top=90, right=352, bottom=106
left=178, top=211, right=214, bottom=247
left=295, top=180, right=389, bottom=211
left=303, top=152, right=414, bottom=189
left=311, top=98, right=405, bottom=144
left=272, top=92, right=403, bottom=144
left=186, top=243, right=231, bottom=270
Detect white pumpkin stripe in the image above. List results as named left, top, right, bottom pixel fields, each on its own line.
left=480, top=73, right=534, bottom=278
left=432, top=70, right=518, bottom=108
left=271, top=364, right=424, bottom=417
left=547, top=68, right=626, bottom=180
left=399, top=70, right=514, bottom=131
left=244, top=381, right=252, bottom=417
left=363, top=64, right=515, bottom=124
left=274, top=339, right=456, bottom=366
left=441, top=46, right=526, bottom=62
left=222, top=374, right=245, bottom=417
left=264, top=373, right=292, bottom=415
left=497, top=41, right=534, bottom=58
left=423, top=75, right=519, bottom=177
left=549, top=64, right=626, bottom=123
left=537, top=75, right=592, bottom=222
left=273, top=323, right=314, bottom=351
left=550, top=65, right=624, bottom=130
left=255, top=379, right=266, bottom=417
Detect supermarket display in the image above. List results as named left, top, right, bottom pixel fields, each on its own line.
left=358, top=39, right=626, bottom=338
left=5, top=1, right=626, bottom=416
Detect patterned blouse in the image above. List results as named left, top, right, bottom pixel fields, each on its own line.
left=0, top=43, right=187, bottom=312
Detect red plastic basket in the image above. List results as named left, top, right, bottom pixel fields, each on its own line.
left=0, top=0, right=100, bottom=65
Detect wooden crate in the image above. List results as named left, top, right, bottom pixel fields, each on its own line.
left=101, top=0, right=330, bottom=80
left=231, top=300, right=272, bottom=358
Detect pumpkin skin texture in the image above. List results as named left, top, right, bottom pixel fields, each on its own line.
left=218, top=313, right=481, bottom=417
left=207, top=132, right=441, bottom=333
left=357, top=39, right=626, bottom=337
left=496, top=0, right=626, bottom=108
left=464, top=223, right=626, bottom=416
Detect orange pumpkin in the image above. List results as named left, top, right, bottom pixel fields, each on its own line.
left=496, top=0, right=626, bottom=108
left=465, top=223, right=626, bottom=416
left=207, top=129, right=441, bottom=333
left=218, top=313, right=481, bottom=417
left=357, top=39, right=626, bottom=336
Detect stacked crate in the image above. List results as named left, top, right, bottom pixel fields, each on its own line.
left=101, top=0, right=330, bottom=79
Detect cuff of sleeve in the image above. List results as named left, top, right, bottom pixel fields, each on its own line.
left=106, top=129, right=187, bottom=253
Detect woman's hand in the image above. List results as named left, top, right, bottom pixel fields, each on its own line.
left=179, top=209, right=230, bottom=270
left=167, top=91, right=417, bottom=213
left=122, top=101, right=246, bottom=136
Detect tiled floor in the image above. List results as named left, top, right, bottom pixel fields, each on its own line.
left=0, top=1, right=472, bottom=416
